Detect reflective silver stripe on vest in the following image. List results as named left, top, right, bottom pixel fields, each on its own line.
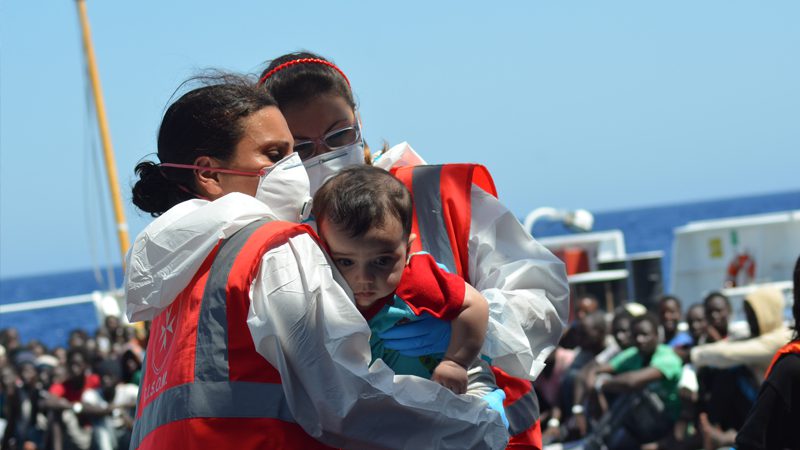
left=410, top=165, right=457, bottom=273
left=506, top=388, right=539, bottom=436
left=194, top=219, right=270, bottom=382
left=130, top=381, right=295, bottom=449
left=411, top=165, right=542, bottom=435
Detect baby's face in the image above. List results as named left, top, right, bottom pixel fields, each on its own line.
left=319, top=216, right=411, bottom=310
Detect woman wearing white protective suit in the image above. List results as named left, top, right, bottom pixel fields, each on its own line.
left=124, top=75, right=508, bottom=449
left=258, top=52, right=570, bottom=449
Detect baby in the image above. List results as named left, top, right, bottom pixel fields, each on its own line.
left=312, top=165, right=496, bottom=395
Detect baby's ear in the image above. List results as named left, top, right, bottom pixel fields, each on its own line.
left=406, top=233, right=417, bottom=253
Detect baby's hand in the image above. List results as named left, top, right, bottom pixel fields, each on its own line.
left=431, top=359, right=468, bottom=394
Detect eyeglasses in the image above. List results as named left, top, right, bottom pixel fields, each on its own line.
left=293, top=124, right=361, bottom=160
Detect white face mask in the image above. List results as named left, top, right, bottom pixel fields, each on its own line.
left=303, top=141, right=365, bottom=195
left=254, top=152, right=312, bottom=222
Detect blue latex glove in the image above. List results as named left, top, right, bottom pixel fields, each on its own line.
left=377, top=313, right=451, bottom=356
left=482, top=389, right=509, bottom=429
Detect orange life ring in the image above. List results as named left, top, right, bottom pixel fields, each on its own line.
left=726, top=252, right=756, bottom=287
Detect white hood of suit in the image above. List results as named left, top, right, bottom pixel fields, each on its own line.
left=124, top=193, right=273, bottom=322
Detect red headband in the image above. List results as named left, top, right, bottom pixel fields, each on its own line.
left=258, top=58, right=351, bottom=87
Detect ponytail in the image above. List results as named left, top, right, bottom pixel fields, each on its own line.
left=131, top=161, right=195, bottom=217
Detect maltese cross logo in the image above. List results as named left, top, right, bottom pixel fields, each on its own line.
left=160, top=309, right=175, bottom=350
left=152, top=303, right=180, bottom=375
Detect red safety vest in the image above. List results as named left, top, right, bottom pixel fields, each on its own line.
left=130, top=220, right=335, bottom=450
left=764, top=340, right=800, bottom=379
left=392, top=164, right=542, bottom=450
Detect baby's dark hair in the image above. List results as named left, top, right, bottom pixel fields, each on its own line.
left=313, top=166, right=412, bottom=239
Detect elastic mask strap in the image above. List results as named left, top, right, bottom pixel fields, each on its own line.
left=159, top=162, right=264, bottom=177
left=160, top=162, right=262, bottom=201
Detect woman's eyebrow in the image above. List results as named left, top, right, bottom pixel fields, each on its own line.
left=324, top=118, right=351, bottom=134
left=260, top=138, right=293, bottom=149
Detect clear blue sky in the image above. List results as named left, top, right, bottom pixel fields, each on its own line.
left=1, top=1, right=798, bottom=278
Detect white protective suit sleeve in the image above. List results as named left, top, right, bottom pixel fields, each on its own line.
left=469, top=186, right=570, bottom=380
left=246, top=232, right=508, bottom=450
left=373, top=142, right=570, bottom=381
left=690, top=328, right=794, bottom=371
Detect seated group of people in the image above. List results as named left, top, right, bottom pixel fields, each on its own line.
left=535, top=283, right=796, bottom=450
left=0, top=318, right=145, bottom=450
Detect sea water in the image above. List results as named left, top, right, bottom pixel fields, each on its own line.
left=2, top=190, right=799, bottom=348
left=0, top=267, right=124, bottom=348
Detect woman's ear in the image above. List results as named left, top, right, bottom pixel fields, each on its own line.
left=192, top=156, right=224, bottom=200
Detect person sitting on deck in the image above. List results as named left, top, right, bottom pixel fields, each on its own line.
left=671, top=303, right=708, bottom=363
left=579, top=313, right=683, bottom=449
left=701, top=292, right=731, bottom=343
left=611, top=303, right=646, bottom=351
left=559, top=294, right=600, bottom=350
left=658, top=295, right=687, bottom=347
left=560, top=311, right=614, bottom=413
left=691, top=286, right=792, bottom=449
